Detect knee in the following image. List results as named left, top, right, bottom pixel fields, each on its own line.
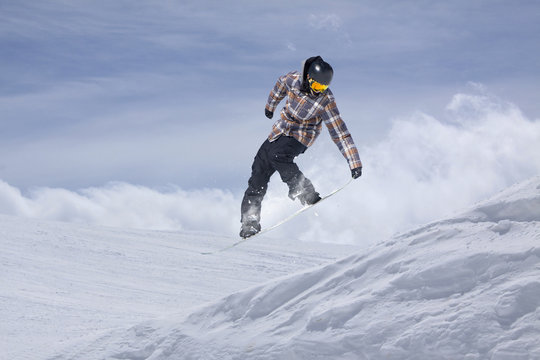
left=269, top=150, right=295, bottom=166
left=246, top=182, right=267, bottom=196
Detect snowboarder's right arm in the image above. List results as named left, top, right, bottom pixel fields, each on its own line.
left=265, top=72, right=296, bottom=118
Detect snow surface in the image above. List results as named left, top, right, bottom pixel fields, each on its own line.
left=3, top=176, right=540, bottom=359
left=0, top=216, right=357, bottom=360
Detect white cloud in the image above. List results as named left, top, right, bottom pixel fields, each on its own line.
left=306, top=13, right=353, bottom=48
left=308, top=14, right=343, bottom=32
left=0, top=181, right=238, bottom=234
left=286, top=42, right=297, bottom=51
left=1, top=90, right=539, bottom=246
left=299, top=90, right=540, bottom=243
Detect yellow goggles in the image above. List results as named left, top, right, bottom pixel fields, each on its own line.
left=308, top=78, right=329, bottom=93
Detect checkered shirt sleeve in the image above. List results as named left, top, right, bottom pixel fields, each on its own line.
left=320, top=97, right=363, bottom=170
left=265, top=73, right=289, bottom=113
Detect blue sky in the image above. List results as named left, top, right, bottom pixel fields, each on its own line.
left=2, top=0, right=539, bottom=191
left=1, top=1, right=540, bottom=243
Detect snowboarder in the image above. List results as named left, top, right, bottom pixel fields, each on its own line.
left=240, top=56, right=363, bottom=238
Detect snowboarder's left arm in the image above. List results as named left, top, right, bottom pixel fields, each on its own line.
left=321, top=100, right=363, bottom=173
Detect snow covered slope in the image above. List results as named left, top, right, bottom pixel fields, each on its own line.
left=52, top=176, right=540, bottom=359
left=0, top=216, right=357, bottom=360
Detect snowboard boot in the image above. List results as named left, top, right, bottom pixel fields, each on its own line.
left=239, top=216, right=261, bottom=239
left=289, top=188, right=321, bottom=205
left=298, top=191, right=321, bottom=206
left=287, top=175, right=320, bottom=206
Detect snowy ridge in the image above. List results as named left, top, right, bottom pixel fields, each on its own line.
left=52, top=176, right=540, bottom=359
left=466, top=176, right=540, bottom=223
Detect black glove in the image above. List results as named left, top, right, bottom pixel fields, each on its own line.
left=351, top=167, right=362, bottom=179
left=265, top=108, right=274, bottom=119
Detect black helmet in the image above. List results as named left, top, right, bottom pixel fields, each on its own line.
left=301, top=56, right=333, bottom=94
left=307, top=57, right=333, bottom=86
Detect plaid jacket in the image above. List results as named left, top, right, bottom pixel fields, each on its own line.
left=265, top=71, right=362, bottom=170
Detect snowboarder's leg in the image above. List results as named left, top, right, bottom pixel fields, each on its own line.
left=240, top=140, right=275, bottom=238
left=269, top=136, right=321, bottom=205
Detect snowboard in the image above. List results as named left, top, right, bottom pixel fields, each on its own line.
left=201, top=179, right=352, bottom=255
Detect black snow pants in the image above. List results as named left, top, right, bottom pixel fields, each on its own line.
left=240, top=135, right=316, bottom=224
